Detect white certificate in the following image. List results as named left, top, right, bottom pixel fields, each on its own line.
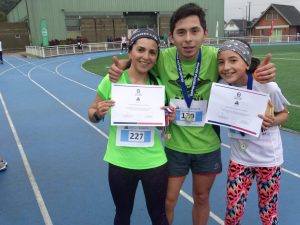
left=111, top=83, right=165, bottom=126
left=206, top=83, right=269, bottom=137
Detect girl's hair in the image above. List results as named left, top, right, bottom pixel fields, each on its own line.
left=218, top=39, right=261, bottom=73
left=169, top=3, right=207, bottom=34
left=238, top=39, right=260, bottom=73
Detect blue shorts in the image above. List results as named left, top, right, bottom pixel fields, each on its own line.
left=165, top=148, right=222, bottom=177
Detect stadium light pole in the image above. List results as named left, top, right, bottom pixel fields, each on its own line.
left=25, top=0, right=32, bottom=45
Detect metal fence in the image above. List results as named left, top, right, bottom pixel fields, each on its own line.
left=26, top=42, right=122, bottom=58
left=26, top=35, right=300, bottom=58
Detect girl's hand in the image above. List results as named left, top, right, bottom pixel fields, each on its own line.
left=258, top=114, right=275, bottom=130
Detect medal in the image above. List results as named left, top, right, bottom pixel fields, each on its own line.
left=165, top=132, right=171, bottom=140
left=185, top=112, right=193, bottom=122
left=239, top=141, right=247, bottom=151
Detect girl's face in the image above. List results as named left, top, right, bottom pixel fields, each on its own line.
left=218, top=50, right=249, bottom=86
left=128, top=38, right=158, bottom=75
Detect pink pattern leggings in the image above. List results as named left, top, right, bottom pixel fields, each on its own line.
left=225, top=160, right=281, bottom=225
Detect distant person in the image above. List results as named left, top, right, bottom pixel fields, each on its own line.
left=0, top=40, right=3, bottom=64
left=76, top=37, right=83, bottom=53
left=0, top=157, right=8, bottom=171
left=217, top=39, right=289, bottom=225
left=88, top=28, right=176, bottom=225
left=120, top=34, right=127, bottom=54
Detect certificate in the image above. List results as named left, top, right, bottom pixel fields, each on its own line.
left=111, top=83, right=165, bottom=126
left=205, top=83, right=269, bottom=137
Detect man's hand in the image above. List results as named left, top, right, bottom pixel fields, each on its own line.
left=254, top=53, right=276, bottom=83
left=108, top=56, right=129, bottom=82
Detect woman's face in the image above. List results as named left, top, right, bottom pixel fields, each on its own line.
left=128, top=38, right=158, bottom=75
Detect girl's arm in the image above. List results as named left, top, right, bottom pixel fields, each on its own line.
left=259, top=105, right=289, bottom=130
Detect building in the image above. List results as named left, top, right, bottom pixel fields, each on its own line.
left=6, top=0, right=224, bottom=46
left=251, top=4, right=300, bottom=40
left=224, top=19, right=248, bottom=37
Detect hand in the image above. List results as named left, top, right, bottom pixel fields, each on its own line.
left=254, top=53, right=276, bottom=83
left=161, top=106, right=176, bottom=123
left=108, top=56, right=127, bottom=82
left=258, top=114, right=275, bottom=130
left=95, top=100, right=115, bottom=117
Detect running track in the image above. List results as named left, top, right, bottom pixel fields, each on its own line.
left=0, top=52, right=299, bottom=225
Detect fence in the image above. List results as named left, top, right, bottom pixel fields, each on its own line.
left=26, top=35, right=300, bottom=58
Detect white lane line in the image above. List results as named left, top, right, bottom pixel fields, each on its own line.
left=180, top=190, right=224, bottom=225
left=27, top=62, right=108, bottom=139
left=221, top=142, right=300, bottom=178
left=0, top=92, right=54, bottom=225
left=55, top=60, right=96, bottom=91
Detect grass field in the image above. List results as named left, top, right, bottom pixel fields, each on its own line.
left=82, top=44, right=300, bottom=132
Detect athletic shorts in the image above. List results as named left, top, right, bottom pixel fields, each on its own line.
left=165, top=147, right=222, bottom=177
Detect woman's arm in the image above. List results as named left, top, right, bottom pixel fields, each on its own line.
left=88, top=95, right=115, bottom=123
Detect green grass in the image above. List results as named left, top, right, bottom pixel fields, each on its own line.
left=82, top=44, right=300, bottom=132
left=83, top=54, right=129, bottom=76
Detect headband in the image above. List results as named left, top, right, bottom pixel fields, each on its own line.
left=218, top=40, right=251, bottom=66
left=129, top=28, right=160, bottom=48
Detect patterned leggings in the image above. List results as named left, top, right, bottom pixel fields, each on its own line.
left=225, top=161, right=281, bottom=225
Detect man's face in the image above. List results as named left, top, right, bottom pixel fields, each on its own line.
left=170, top=15, right=207, bottom=61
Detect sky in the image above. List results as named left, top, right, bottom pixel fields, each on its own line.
left=224, top=0, right=300, bottom=22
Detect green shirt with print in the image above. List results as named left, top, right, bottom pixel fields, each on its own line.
left=97, top=70, right=167, bottom=169
left=153, top=45, right=221, bottom=154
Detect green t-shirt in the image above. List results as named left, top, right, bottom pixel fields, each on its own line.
left=97, top=70, right=167, bottom=169
left=153, top=45, right=221, bottom=154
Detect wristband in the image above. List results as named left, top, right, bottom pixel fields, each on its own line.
left=93, top=112, right=102, bottom=122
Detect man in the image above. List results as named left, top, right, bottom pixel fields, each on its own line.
left=109, top=3, right=275, bottom=225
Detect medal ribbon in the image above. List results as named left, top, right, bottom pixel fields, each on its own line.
left=176, top=50, right=202, bottom=108
left=240, top=72, right=254, bottom=136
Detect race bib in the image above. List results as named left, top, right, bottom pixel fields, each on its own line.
left=116, top=126, right=155, bottom=147
left=170, top=99, right=207, bottom=126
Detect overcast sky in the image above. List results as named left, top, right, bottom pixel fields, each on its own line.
left=224, top=0, right=300, bottom=22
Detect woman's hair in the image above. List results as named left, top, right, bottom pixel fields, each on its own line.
left=169, top=3, right=207, bottom=34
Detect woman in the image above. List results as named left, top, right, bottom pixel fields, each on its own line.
left=88, top=28, right=175, bottom=225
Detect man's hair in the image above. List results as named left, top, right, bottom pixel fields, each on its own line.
left=169, top=3, right=207, bottom=34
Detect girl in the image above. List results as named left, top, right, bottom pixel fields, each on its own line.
left=88, top=28, right=175, bottom=225
left=217, top=39, right=289, bottom=225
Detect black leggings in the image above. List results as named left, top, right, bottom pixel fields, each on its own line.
left=108, top=163, right=169, bottom=225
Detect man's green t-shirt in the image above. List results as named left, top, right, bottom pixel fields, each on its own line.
left=153, top=45, right=221, bottom=154
left=97, top=71, right=167, bottom=169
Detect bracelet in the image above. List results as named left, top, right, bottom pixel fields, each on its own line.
left=93, top=111, right=103, bottom=122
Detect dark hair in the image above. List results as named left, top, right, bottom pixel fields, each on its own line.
left=237, top=39, right=260, bottom=73
left=169, top=3, right=207, bottom=34
left=127, top=28, right=160, bottom=60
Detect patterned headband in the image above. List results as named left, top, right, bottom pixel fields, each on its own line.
left=129, top=28, right=160, bottom=48
left=218, top=40, right=252, bottom=66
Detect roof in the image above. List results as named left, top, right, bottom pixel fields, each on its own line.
left=272, top=4, right=300, bottom=25
left=227, top=19, right=248, bottom=30
left=0, top=0, right=21, bottom=14
left=252, top=4, right=300, bottom=27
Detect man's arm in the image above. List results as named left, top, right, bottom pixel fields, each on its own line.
left=108, top=56, right=130, bottom=82
left=254, top=53, right=276, bottom=83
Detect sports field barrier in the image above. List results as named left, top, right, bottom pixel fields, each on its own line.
left=26, top=35, right=300, bottom=58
